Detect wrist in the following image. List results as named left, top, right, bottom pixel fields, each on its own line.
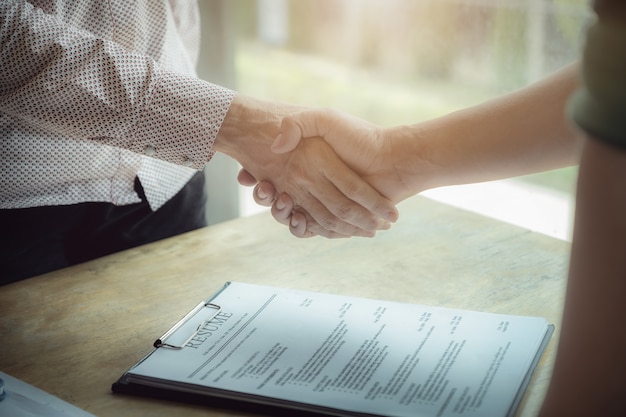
left=381, top=124, right=439, bottom=198
left=213, top=94, right=276, bottom=160
left=214, top=94, right=304, bottom=163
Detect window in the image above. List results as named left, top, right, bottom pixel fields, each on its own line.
left=233, top=0, right=590, bottom=240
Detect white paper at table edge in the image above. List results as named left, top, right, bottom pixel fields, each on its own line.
left=0, top=371, right=97, bottom=417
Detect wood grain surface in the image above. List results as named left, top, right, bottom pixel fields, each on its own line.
left=0, top=195, right=570, bottom=417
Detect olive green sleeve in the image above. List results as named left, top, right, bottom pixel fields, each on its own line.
left=567, top=20, right=626, bottom=149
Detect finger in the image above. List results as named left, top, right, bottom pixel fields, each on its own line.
left=253, top=182, right=277, bottom=207
left=289, top=210, right=351, bottom=239
left=324, top=166, right=399, bottom=225
left=272, top=110, right=333, bottom=154
left=287, top=211, right=309, bottom=237
left=272, top=118, right=305, bottom=154
left=270, top=193, right=294, bottom=226
left=271, top=196, right=351, bottom=239
left=307, top=162, right=396, bottom=231
left=237, top=168, right=257, bottom=186
left=295, top=188, right=377, bottom=238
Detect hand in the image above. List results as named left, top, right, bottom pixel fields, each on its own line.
left=215, top=95, right=398, bottom=238
left=272, top=109, right=419, bottom=202
left=238, top=169, right=320, bottom=237
left=235, top=138, right=396, bottom=238
left=243, top=108, right=419, bottom=237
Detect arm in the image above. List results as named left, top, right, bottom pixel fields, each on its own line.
left=1, top=1, right=397, bottom=237
left=0, top=0, right=230, bottom=170
left=539, top=5, right=626, bottom=414
left=267, top=63, right=582, bottom=236
left=538, top=137, right=626, bottom=417
left=384, top=63, right=581, bottom=194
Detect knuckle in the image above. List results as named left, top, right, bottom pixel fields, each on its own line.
left=318, top=214, right=339, bottom=231
left=343, top=181, right=363, bottom=199
left=336, top=203, right=358, bottom=222
left=337, top=204, right=378, bottom=230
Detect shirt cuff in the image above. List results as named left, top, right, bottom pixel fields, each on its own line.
left=130, top=67, right=235, bottom=170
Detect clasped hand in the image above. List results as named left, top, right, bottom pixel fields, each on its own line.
left=238, top=108, right=418, bottom=238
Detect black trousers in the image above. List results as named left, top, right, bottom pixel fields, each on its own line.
left=0, top=172, right=207, bottom=285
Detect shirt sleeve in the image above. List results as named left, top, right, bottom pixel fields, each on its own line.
left=0, top=0, right=235, bottom=170
left=567, top=14, right=626, bottom=150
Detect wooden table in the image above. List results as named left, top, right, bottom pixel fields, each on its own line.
left=0, top=196, right=570, bottom=417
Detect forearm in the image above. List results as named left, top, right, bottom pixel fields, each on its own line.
left=388, top=63, right=582, bottom=194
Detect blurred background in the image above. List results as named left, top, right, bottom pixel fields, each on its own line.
left=199, top=0, right=591, bottom=241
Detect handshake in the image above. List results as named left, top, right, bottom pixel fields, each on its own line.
left=215, top=94, right=421, bottom=239
left=214, top=65, right=576, bottom=239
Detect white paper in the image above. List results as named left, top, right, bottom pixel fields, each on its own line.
left=0, top=371, right=96, bottom=417
left=126, top=282, right=551, bottom=417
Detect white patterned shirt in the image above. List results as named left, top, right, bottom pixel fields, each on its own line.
left=0, top=0, right=235, bottom=210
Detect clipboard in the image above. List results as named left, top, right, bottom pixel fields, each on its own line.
left=112, top=281, right=554, bottom=417
left=153, top=301, right=222, bottom=349
left=113, top=282, right=333, bottom=416
left=150, top=281, right=232, bottom=350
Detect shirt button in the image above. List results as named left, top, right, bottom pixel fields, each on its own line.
left=183, top=159, right=194, bottom=167
left=144, top=145, right=156, bottom=156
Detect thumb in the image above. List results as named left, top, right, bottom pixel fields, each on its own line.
left=271, top=110, right=331, bottom=154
